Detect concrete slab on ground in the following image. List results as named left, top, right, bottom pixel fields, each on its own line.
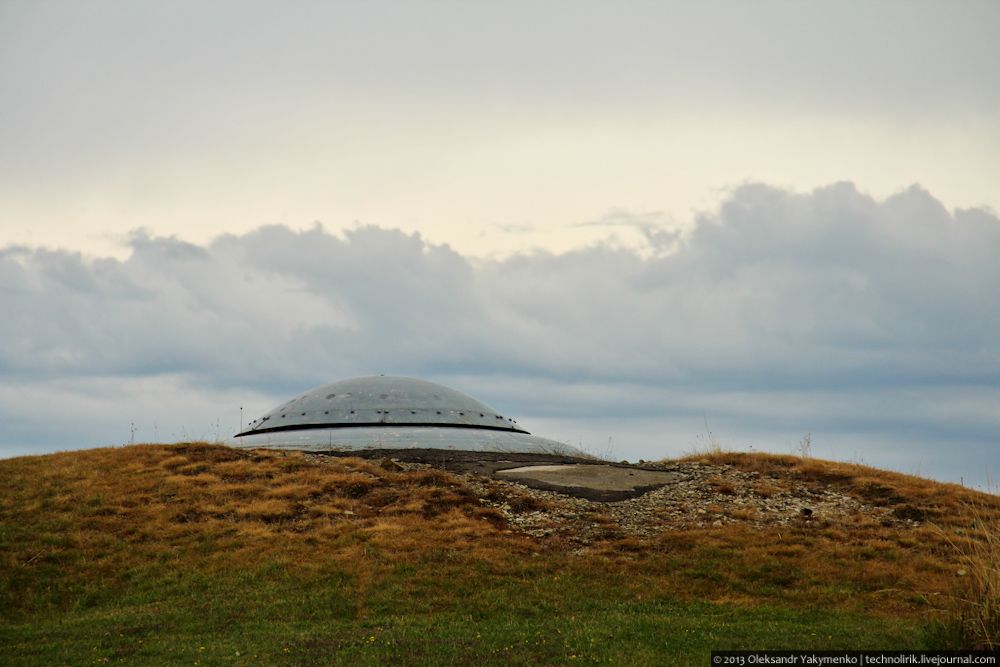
left=496, top=464, right=678, bottom=495
left=304, top=449, right=679, bottom=501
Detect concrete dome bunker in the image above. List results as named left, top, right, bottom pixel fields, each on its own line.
left=231, top=375, right=582, bottom=457
left=231, top=375, right=680, bottom=501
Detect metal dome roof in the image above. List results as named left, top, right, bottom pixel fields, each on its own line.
left=239, top=375, right=526, bottom=435
left=231, top=375, right=581, bottom=456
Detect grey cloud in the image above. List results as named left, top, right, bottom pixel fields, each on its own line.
left=3, top=1, right=997, bottom=118
left=575, top=209, right=682, bottom=255
left=491, top=224, right=535, bottom=234
left=4, top=183, right=997, bottom=390
left=2, top=182, right=998, bottom=485
left=2, top=1, right=998, bottom=188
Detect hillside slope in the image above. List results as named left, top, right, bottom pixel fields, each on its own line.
left=1, top=444, right=997, bottom=664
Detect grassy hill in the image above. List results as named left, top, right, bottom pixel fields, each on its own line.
left=1, top=443, right=997, bottom=665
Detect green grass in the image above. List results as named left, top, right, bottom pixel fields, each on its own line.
left=3, top=443, right=995, bottom=664
left=1, top=560, right=926, bottom=666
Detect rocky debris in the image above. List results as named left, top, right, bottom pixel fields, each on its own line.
left=302, top=453, right=921, bottom=546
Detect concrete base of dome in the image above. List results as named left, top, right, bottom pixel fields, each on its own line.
left=237, top=442, right=677, bottom=502
left=228, top=425, right=584, bottom=458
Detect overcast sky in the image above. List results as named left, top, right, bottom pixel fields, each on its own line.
left=1, top=1, right=998, bottom=487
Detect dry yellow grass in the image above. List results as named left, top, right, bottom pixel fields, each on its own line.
left=934, top=498, right=1000, bottom=648
left=668, top=451, right=1000, bottom=627
left=1, top=443, right=997, bottom=634
left=706, top=475, right=738, bottom=495
left=0, top=443, right=521, bottom=591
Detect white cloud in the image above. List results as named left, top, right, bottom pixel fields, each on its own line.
left=3, top=2, right=999, bottom=262
left=1, top=182, right=997, bottom=486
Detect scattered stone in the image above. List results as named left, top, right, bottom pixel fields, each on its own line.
left=303, top=452, right=914, bottom=545
left=379, top=458, right=404, bottom=472
left=461, top=459, right=912, bottom=543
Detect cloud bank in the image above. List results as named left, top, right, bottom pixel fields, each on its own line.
left=2, top=183, right=998, bottom=485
